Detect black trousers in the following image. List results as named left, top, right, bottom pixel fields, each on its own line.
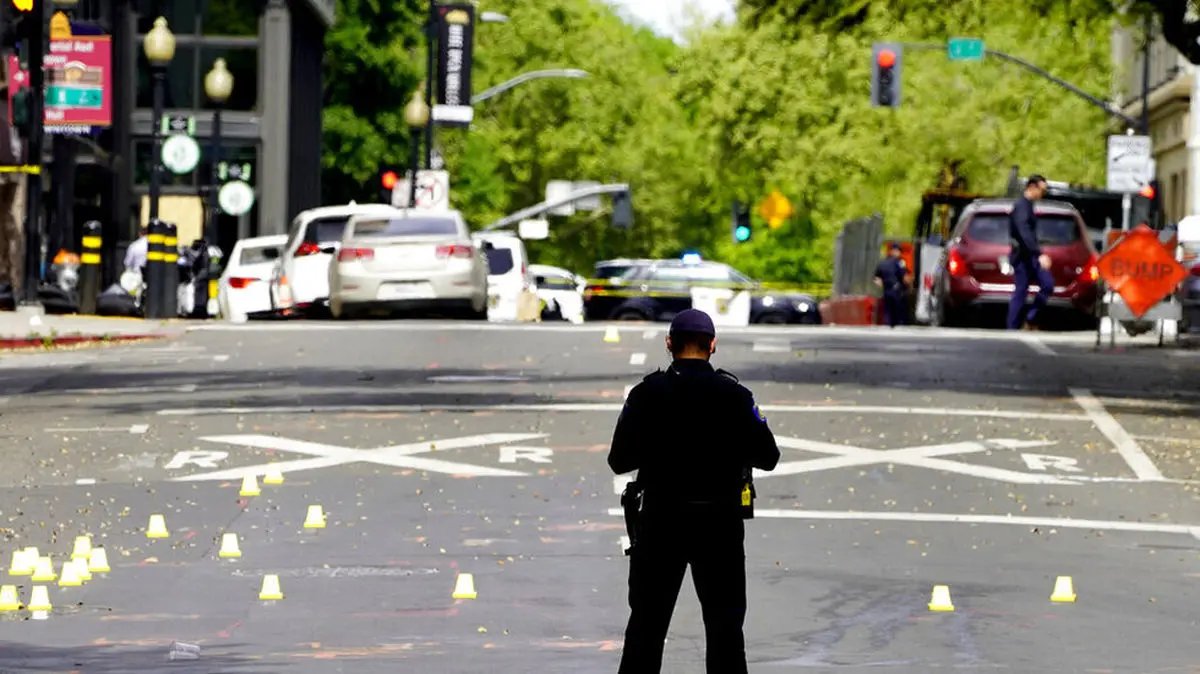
left=883, top=288, right=908, bottom=327
left=618, top=514, right=747, bottom=673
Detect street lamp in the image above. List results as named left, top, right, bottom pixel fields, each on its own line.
left=404, top=85, right=431, bottom=209
left=143, top=17, right=175, bottom=223
left=199, top=58, right=233, bottom=318
left=203, top=59, right=233, bottom=242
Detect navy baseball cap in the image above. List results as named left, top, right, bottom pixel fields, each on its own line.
left=669, top=309, right=716, bottom=336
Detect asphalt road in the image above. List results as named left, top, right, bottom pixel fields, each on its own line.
left=1, top=321, right=1199, bottom=673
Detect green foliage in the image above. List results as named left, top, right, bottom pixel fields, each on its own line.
left=321, top=0, right=1118, bottom=283
left=322, top=0, right=426, bottom=204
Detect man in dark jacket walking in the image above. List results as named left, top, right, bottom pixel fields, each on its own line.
left=1008, top=175, right=1054, bottom=330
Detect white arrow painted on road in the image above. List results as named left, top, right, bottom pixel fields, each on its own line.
left=174, top=433, right=546, bottom=481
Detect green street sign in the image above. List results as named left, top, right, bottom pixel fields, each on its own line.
left=45, top=85, right=102, bottom=109
left=947, top=37, right=985, bottom=62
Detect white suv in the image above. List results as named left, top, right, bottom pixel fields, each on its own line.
left=269, top=203, right=400, bottom=315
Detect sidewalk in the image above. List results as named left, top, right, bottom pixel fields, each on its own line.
left=0, top=309, right=185, bottom=349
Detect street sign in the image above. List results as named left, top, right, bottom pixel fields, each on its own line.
left=518, top=219, right=549, bottom=240
left=162, top=114, right=196, bottom=136
left=545, top=180, right=576, bottom=216
left=947, top=37, right=985, bottom=61
left=161, top=134, right=200, bottom=174
left=1095, top=224, right=1188, bottom=318
left=393, top=170, right=450, bottom=212
left=757, top=191, right=793, bottom=229
left=218, top=180, right=255, bottom=216
left=1106, top=135, right=1154, bottom=192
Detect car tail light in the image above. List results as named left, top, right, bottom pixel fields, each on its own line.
left=947, top=249, right=967, bottom=277
left=436, top=244, right=473, bottom=259
left=228, top=277, right=258, bottom=289
left=1191, top=264, right=1200, bottom=277
left=295, top=242, right=322, bottom=257
left=1086, top=254, right=1100, bottom=282
left=337, top=247, right=374, bottom=262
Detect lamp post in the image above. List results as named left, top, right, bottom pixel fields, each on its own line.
left=199, top=58, right=233, bottom=318
left=203, top=59, right=233, bottom=246
left=404, top=85, right=431, bottom=209
left=143, top=17, right=175, bottom=223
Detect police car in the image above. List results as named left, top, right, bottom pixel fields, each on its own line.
left=582, top=256, right=822, bottom=324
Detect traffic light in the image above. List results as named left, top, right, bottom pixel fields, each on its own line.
left=871, top=43, right=903, bottom=108
left=11, top=0, right=33, bottom=12
left=376, top=167, right=400, bottom=204
left=731, top=201, right=751, bottom=243
left=10, top=88, right=29, bottom=129
left=612, top=189, right=633, bottom=229
left=1140, top=180, right=1161, bottom=227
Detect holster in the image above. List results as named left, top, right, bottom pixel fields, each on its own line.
left=740, top=468, right=756, bottom=520
left=620, top=480, right=644, bottom=556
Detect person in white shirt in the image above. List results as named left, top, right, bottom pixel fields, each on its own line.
left=123, top=224, right=149, bottom=271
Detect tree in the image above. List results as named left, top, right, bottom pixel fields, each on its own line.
left=321, top=0, right=426, bottom=205
left=1135, top=0, right=1200, bottom=64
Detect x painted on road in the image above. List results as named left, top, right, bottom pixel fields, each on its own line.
left=174, top=433, right=546, bottom=482
left=758, top=437, right=1078, bottom=485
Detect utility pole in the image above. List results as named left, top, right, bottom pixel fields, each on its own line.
left=423, top=0, right=436, bottom=170
left=20, top=0, right=45, bottom=307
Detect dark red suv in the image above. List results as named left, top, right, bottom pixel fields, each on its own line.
left=930, top=199, right=1100, bottom=327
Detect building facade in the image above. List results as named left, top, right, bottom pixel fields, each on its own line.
left=2, top=0, right=332, bottom=282
left=1111, top=24, right=1195, bottom=223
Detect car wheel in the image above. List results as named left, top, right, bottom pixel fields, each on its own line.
left=614, top=308, right=650, bottom=321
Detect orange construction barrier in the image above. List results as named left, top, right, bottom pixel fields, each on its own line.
left=819, top=296, right=879, bottom=325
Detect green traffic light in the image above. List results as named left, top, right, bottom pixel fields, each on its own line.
left=734, top=225, right=751, bottom=242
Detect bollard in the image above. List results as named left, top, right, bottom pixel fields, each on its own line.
left=78, top=220, right=102, bottom=315
left=145, top=220, right=166, bottom=319
left=163, top=222, right=179, bottom=318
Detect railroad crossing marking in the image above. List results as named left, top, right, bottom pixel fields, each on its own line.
left=173, top=433, right=548, bottom=481
left=762, top=437, right=1081, bottom=485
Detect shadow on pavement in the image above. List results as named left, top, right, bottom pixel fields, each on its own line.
left=0, top=640, right=276, bottom=673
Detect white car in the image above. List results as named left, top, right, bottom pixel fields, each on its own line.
left=328, top=210, right=489, bottom=320
left=270, top=203, right=400, bottom=315
left=471, top=231, right=535, bottom=321
left=530, top=264, right=585, bottom=323
left=217, top=235, right=287, bottom=322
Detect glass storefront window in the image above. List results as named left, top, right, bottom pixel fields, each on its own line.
left=136, top=46, right=197, bottom=110
left=198, top=48, right=258, bottom=111
left=136, top=0, right=258, bottom=37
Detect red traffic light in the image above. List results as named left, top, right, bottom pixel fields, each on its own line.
left=1139, top=184, right=1155, bottom=199
left=877, top=49, right=897, bottom=68
left=381, top=171, right=399, bottom=190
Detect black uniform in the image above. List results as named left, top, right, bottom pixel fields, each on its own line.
left=609, top=357, right=780, bottom=673
left=874, top=254, right=909, bottom=327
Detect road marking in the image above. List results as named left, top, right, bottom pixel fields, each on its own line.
left=175, top=433, right=545, bottom=481
left=155, top=403, right=1090, bottom=422
left=60, top=384, right=197, bottom=395
left=604, top=507, right=1200, bottom=540
left=429, top=375, right=529, bottom=383
left=642, top=330, right=659, bottom=339
left=75, top=478, right=96, bottom=485
left=619, top=535, right=630, bottom=550
left=498, top=446, right=554, bottom=464
left=1019, top=334, right=1057, bottom=356
left=45, top=424, right=150, bottom=434
left=1134, top=434, right=1200, bottom=445
left=212, top=354, right=230, bottom=362
left=623, top=385, right=634, bottom=400
left=764, top=437, right=1077, bottom=485
left=614, top=474, right=634, bottom=495
left=1069, top=388, right=1164, bottom=481
left=752, top=341, right=791, bottom=353
left=629, top=353, right=646, bottom=365
left=164, top=450, right=230, bottom=470
left=1021, top=453, right=1083, bottom=472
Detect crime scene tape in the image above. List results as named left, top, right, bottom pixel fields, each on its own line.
left=0, top=165, right=42, bottom=175
left=581, top=278, right=832, bottom=299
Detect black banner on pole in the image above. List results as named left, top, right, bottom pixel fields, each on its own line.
left=434, top=3, right=475, bottom=128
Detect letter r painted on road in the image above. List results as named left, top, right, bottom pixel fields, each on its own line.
left=1020, top=453, right=1082, bottom=473
left=165, top=450, right=229, bottom=470
left=498, top=446, right=554, bottom=464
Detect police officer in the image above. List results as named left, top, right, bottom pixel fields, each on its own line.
left=874, top=243, right=909, bottom=327
left=609, top=309, right=780, bottom=674
left=1008, top=174, right=1053, bottom=331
